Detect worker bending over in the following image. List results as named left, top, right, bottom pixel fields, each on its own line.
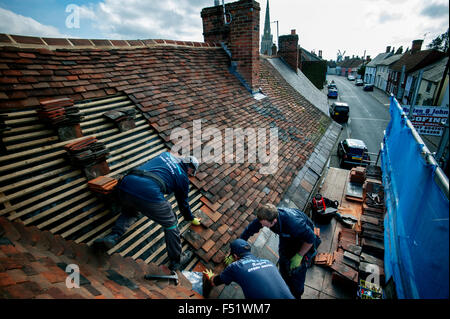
left=94, top=152, right=201, bottom=271
left=204, top=239, right=294, bottom=299
left=240, top=204, right=321, bottom=299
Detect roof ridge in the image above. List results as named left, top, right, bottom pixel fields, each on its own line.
left=0, top=216, right=203, bottom=299
left=0, top=33, right=222, bottom=50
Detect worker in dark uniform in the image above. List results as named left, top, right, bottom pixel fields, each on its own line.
left=203, top=239, right=294, bottom=299
left=94, top=152, right=201, bottom=271
left=240, top=203, right=321, bottom=299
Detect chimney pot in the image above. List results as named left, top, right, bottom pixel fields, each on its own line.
left=291, top=29, right=296, bottom=35
left=386, top=46, right=391, bottom=53
left=411, top=39, right=423, bottom=54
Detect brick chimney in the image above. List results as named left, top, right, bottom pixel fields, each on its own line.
left=386, top=46, right=391, bottom=53
left=278, top=29, right=299, bottom=72
left=318, top=50, right=322, bottom=58
left=411, top=39, right=423, bottom=54
left=201, top=0, right=261, bottom=93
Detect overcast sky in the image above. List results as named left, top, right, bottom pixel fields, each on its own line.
left=0, top=0, right=448, bottom=61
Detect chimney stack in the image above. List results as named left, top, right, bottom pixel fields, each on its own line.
left=278, top=29, right=299, bottom=72
left=386, top=46, right=391, bottom=53
left=411, top=39, right=423, bottom=54
left=319, top=50, right=322, bottom=58
left=201, top=0, right=261, bottom=93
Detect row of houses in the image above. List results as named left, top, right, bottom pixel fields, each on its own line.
left=365, top=40, right=448, bottom=107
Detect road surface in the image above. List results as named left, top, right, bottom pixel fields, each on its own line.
left=326, top=75, right=391, bottom=168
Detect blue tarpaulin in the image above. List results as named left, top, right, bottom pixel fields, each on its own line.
left=381, top=96, right=449, bottom=299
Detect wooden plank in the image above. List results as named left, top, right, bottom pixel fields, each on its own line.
left=23, top=191, right=92, bottom=226
left=0, top=158, right=66, bottom=183
left=7, top=136, right=60, bottom=152
left=76, top=96, right=127, bottom=109
left=59, top=206, right=108, bottom=238
left=74, top=214, right=120, bottom=244
left=108, top=146, right=165, bottom=172
left=2, top=129, right=54, bottom=143
left=0, top=135, right=94, bottom=162
left=106, top=130, right=155, bottom=149
left=106, top=138, right=162, bottom=164
left=40, top=197, right=98, bottom=229
left=4, top=178, right=86, bottom=219
left=81, top=113, right=142, bottom=126
left=0, top=150, right=65, bottom=173
left=107, top=133, right=156, bottom=157
left=0, top=170, right=79, bottom=204
left=2, top=124, right=46, bottom=136
left=52, top=202, right=103, bottom=234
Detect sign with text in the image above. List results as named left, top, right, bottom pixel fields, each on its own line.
left=402, top=105, right=448, bottom=136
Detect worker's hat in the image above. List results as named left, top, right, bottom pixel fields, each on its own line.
left=184, top=156, right=199, bottom=176
left=230, top=239, right=251, bottom=257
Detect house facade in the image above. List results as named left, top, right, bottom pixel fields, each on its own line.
left=375, top=54, right=402, bottom=91
left=364, top=46, right=393, bottom=85
left=386, top=40, right=446, bottom=99
left=402, top=57, right=449, bottom=106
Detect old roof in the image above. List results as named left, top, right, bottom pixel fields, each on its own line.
left=377, top=54, right=402, bottom=66
left=390, top=49, right=446, bottom=73
left=410, top=57, right=448, bottom=83
left=366, top=52, right=393, bottom=68
left=0, top=32, right=332, bottom=297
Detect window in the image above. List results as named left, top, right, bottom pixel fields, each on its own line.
left=426, top=81, right=432, bottom=93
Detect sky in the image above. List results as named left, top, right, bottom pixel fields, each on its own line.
left=0, top=0, right=448, bottom=61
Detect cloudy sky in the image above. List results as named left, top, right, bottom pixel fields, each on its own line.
left=0, top=0, right=448, bottom=60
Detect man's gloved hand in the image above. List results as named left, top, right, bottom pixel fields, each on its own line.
left=224, top=255, right=234, bottom=266
left=203, top=269, right=215, bottom=280
left=191, top=217, right=201, bottom=226
left=290, top=253, right=303, bottom=271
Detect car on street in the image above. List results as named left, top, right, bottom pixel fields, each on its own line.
left=328, top=83, right=337, bottom=89
left=363, top=83, right=374, bottom=91
left=329, top=102, right=349, bottom=123
left=355, top=79, right=364, bottom=86
left=327, top=88, right=338, bottom=98
left=337, top=138, right=371, bottom=168
left=347, top=75, right=355, bottom=81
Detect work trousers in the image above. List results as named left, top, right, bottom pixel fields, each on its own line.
left=111, top=190, right=182, bottom=263
left=279, top=236, right=322, bottom=299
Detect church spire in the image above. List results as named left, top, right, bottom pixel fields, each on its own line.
left=260, top=0, right=273, bottom=55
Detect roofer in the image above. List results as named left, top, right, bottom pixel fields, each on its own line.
left=203, top=239, right=295, bottom=299
left=239, top=203, right=321, bottom=299
left=94, top=152, right=201, bottom=271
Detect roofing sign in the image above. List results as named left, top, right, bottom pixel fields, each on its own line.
left=402, top=105, right=448, bottom=136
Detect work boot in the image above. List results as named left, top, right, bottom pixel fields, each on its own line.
left=93, top=233, right=120, bottom=250
left=169, top=251, right=193, bottom=271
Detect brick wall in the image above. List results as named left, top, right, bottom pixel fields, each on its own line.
left=201, top=0, right=260, bottom=92
left=278, top=29, right=299, bottom=72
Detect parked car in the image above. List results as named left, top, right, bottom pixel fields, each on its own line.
left=347, top=75, right=355, bottom=81
left=355, top=79, right=364, bottom=86
left=337, top=138, right=371, bottom=168
left=328, top=83, right=337, bottom=89
left=329, top=102, right=349, bottom=123
left=327, top=88, right=338, bottom=99
left=363, top=84, right=374, bottom=91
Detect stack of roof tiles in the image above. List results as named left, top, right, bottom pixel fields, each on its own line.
left=0, top=217, right=203, bottom=299
left=87, top=176, right=118, bottom=195
left=37, top=97, right=82, bottom=127
left=64, top=137, right=109, bottom=167
left=0, top=34, right=331, bottom=268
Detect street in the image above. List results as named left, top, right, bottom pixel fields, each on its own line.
left=325, top=75, right=391, bottom=168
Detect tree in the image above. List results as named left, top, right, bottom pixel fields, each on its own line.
left=427, top=28, right=449, bottom=52
left=358, top=65, right=366, bottom=77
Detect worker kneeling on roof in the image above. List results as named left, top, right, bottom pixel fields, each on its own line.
left=94, top=152, right=201, bottom=271
left=240, top=203, right=321, bottom=299
left=204, top=239, right=294, bottom=299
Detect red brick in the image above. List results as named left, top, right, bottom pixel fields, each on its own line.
left=0, top=273, right=15, bottom=287
left=41, top=267, right=67, bottom=283
left=6, top=269, right=27, bottom=284
left=202, top=239, right=215, bottom=252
